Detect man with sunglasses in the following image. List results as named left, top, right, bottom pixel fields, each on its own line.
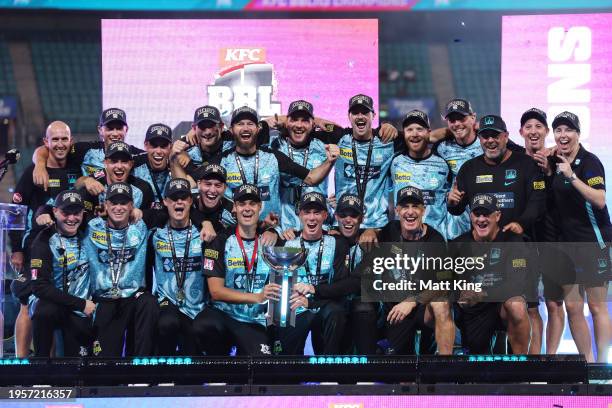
left=447, top=114, right=546, bottom=237
left=76, top=141, right=154, bottom=217
left=30, top=190, right=95, bottom=357
left=151, top=178, right=206, bottom=355
left=85, top=182, right=158, bottom=357
left=274, top=192, right=352, bottom=355
left=453, top=194, right=531, bottom=354
left=132, top=123, right=174, bottom=210
left=33, top=108, right=144, bottom=189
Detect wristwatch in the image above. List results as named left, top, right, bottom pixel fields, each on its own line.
left=569, top=172, right=578, bottom=182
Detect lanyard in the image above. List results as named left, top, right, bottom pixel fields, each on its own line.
left=351, top=137, right=374, bottom=202
left=167, top=222, right=192, bottom=292
left=105, top=225, right=128, bottom=291
left=58, top=234, right=81, bottom=293
left=300, top=236, right=325, bottom=286
left=288, top=143, right=310, bottom=209
left=146, top=161, right=169, bottom=203
left=235, top=226, right=259, bottom=292
left=349, top=244, right=359, bottom=275
left=235, top=151, right=259, bottom=185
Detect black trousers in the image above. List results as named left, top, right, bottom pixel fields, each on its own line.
left=192, top=307, right=271, bottom=356
left=454, top=302, right=504, bottom=354
left=157, top=300, right=199, bottom=355
left=92, top=292, right=159, bottom=357
left=345, top=298, right=379, bottom=354
left=279, top=300, right=347, bottom=355
left=385, top=304, right=434, bottom=355
left=32, top=299, right=93, bottom=357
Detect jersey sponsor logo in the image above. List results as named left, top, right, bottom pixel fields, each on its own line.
left=227, top=173, right=242, bottom=184
left=31, top=258, right=43, bottom=268
left=204, top=258, right=214, bottom=271
left=48, top=178, right=61, bottom=188
left=512, top=258, right=527, bottom=268
left=489, top=248, right=501, bottom=265
left=12, top=192, right=22, bottom=203
left=92, top=169, right=105, bottom=179
left=476, top=175, right=493, bottom=183
left=533, top=181, right=545, bottom=190
left=204, top=248, right=219, bottom=260
left=91, top=231, right=107, bottom=245
left=492, top=192, right=515, bottom=208
left=587, top=176, right=604, bottom=187
left=233, top=273, right=266, bottom=289
left=260, top=186, right=271, bottom=201
left=59, top=253, right=78, bottom=267
left=394, top=172, right=411, bottom=182
left=30, top=268, right=38, bottom=280
left=343, top=164, right=382, bottom=180
left=84, top=166, right=99, bottom=177
left=339, top=148, right=353, bottom=160
left=227, top=257, right=245, bottom=269
left=505, top=169, right=517, bottom=180
left=448, top=160, right=457, bottom=170
left=156, top=241, right=171, bottom=252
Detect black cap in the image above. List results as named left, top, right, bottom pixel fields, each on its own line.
left=105, top=141, right=132, bottom=160
left=99, top=108, right=127, bottom=127
left=336, top=193, right=364, bottom=215
left=478, top=115, right=508, bottom=135
left=287, top=100, right=314, bottom=118
left=231, top=106, right=259, bottom=125
left=444, top=98, right=473, bottom=118
left=520, top=108, right=548, bottom=128
left=470, top=193, right=499, bottom=214
left=552, top=111, right=580, bottom=132
left=165, top=178, right=191, bottom=199
left=348, top=94, right=374, bottom=113
left=106, top=182, right=133, bottom=202
left=54, top=189, right=84, bottom=211
left=145, top=123, right=172, bottom=143
left=194, top=105, right=222, bottom=125
left=299, top=191, right=327, bottom=211
left=397, top=186, right=425, bottom=206
left=402, top=109, right=430, bottom=129
left=193, top=163, right=227, bottom=183
left=233, top=183, right=261, bottom=202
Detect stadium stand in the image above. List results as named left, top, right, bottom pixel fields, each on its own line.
left=30, top=31, right=101, bottom=134
left=448, top=42, right=501, bottom=115
left=0, top=35, right=17, bottom=96
left=379, top=42, right=434, bottom=100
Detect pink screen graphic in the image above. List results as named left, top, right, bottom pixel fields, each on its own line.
left=501, top=13, right=612, bottom=164
left=101, top=19, right=378, bottom=146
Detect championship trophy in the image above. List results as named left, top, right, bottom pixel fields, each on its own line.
left=262, top=246, right=308, bottom=328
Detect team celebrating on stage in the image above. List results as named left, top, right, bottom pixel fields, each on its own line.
left=8, top=94, right=611, bottom=362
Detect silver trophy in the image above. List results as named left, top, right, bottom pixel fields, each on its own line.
left=262, top=246, right=308, bottom=327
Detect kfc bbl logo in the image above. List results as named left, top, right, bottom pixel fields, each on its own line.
left=207, top=47, right=282, bottom=123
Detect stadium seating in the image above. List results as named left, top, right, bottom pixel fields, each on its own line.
left=30, top=31, right=101, bottom=134
left=379, top=43, right=435, bottom=100
left=448, top=42, right=501, bottom=115
left=0, top=35, right=17, bottom=96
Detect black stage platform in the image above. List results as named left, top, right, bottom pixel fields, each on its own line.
left=0, top=355, right=610, bottom=397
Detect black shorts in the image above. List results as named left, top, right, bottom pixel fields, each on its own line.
left=10, top=275, right=32, bottom=306
left=570, top=243, right=611, bottom=286
left=454, top=302, right=505, bottom=354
